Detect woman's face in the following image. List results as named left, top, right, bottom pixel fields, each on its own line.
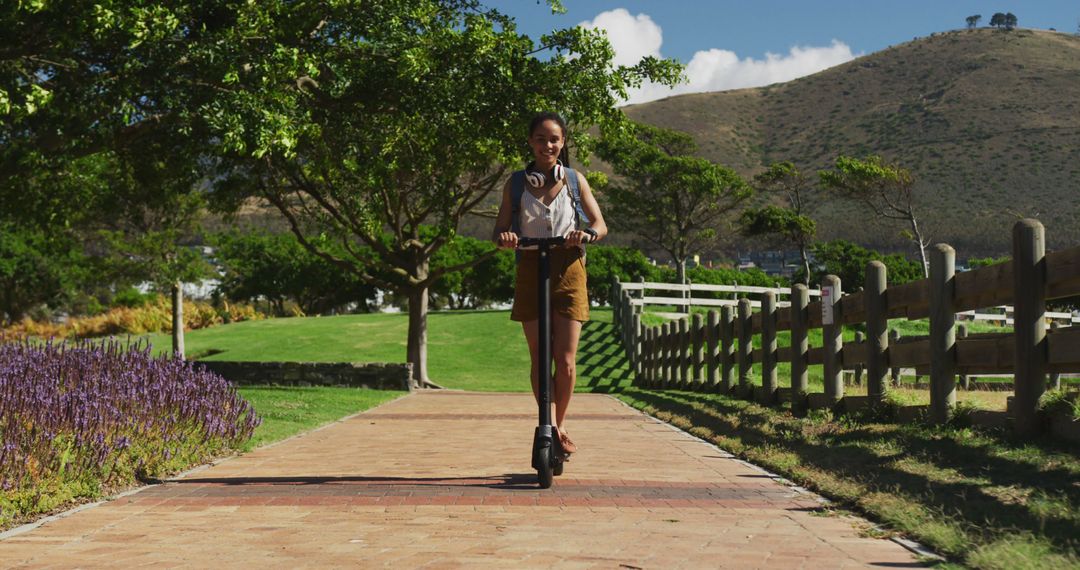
left=528, top=120, right=565, bottom=166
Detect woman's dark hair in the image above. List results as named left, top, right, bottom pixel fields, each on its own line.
left=528, top=111, right=570, bottom=169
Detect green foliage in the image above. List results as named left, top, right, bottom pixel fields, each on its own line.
left=1039, top=390, right=1080, bottom=419
left=739, top=206, right=816, bottom=245
left=211, top=230, right=376, bottom=315
left=111, top=287, right=155, bottom=309
left=805, top=240, right=924, bottom=291
left=968, top=256, right=1009, bottom=268
left=593, top=121, right=751, bottom=283
left=990, top=13, right=1018, bottom=30
left=819, top=155, right=929, bottom=276
left=0, top=222, right=88, bottom=323
left=429, top=235, right=514, bottom=310
left=1, top=0, right=683, bottom=381
left=583, top=245, right=663, bottom=305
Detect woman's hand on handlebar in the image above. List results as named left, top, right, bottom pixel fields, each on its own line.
left=497, top=231, right=519, bottom=249
left=564, top=230, right=593, bottom=247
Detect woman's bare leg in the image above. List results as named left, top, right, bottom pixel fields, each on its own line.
left=552, top=313, right=582, bottom=433
left=521, top=320, right=541, bottom=402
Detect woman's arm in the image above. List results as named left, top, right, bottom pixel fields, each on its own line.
left=566, top=170, right=608, bottom=246
left=492, top=179, right=518, bottom=249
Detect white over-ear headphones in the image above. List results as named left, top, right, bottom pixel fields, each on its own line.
left=525, top=160, right=564, bottom=188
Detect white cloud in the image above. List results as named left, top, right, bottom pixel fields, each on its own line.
left=578, top=8, right=663, bottom=67
left=579, top=9, right=857, bottom=105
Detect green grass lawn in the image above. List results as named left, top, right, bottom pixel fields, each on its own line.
left=615, top=388, right=1080, bottom=570
left=142, top=308, right=632, bottom=393
left=236, top=387, right=406, bottom=452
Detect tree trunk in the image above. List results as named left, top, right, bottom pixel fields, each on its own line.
left=406, top=285, right=429, bottom=388
left=909, top=216, right=930, bottom=278
left=171, top=281, right=185, bottom=359
left=799, top=245, right=811, bottom=286
left=675, top=255, right=689, bottom=314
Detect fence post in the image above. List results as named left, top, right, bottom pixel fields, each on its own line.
left=738, top=298, right=753, bottom=396
left=1013, top=219, right=1047, bottom=435
left=889, top=328, right=902, bottom=387
left=632, top=313, right=643, bottom=382
left=720, top=305, right=735, bottom=392
left=652, top=326, right=662, bottom=388
left=956, top=324, right=968, bottom=390
left=791, top=284, right=810, bottom=415
left=611, top=277, right=622, bottom=336
left=691, top=313, right=704, bottom=389
left=929, top=244, right=957, bottom=423
left=707, top=310, right=720, bottom=389
left=865, top=261, right=888, bottom=404
left=762, top=291, right=778, bottom=403
left=640, top=326, right=651, bottom=387
left=822, top=275, right=844, bottom=405
left=679, top=318, right=691, bottom=389
left=853, top=331, right=865, bottom=386
left=656, top=323, right=665, bottom=388
left=1050, top=322, right=1061, bottom=391
left=669, top=319, right=680, bottom=388
left=650, top=326, right=660, bottom=388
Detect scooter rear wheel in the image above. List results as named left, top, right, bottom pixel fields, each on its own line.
left=536, top=447, right=554, bottom=489
left=553, top=460, right=564, bottom=476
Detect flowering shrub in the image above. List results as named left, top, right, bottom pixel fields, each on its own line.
left=2, top=296, right=265, bottom=339
left=0, top=339, right=260, bottom=527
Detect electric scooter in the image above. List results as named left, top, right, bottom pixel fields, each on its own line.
left=517, top=235, right=572, bottom=489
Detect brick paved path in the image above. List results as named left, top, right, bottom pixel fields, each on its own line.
left=1, top=392, right=923, bottom=568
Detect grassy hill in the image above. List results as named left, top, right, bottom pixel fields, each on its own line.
left=623, top=28, right=1080, bottom=257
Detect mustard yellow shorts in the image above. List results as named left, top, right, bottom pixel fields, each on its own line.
left=511, top=248, right=590, bottom=322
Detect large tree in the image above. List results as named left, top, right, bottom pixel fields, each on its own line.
left=592, top=122, right=751, bottom=285
left=204, top=2, right=681, bottom=385
left=740, top=162, right=817, bottom=284
left=819, top=155, right=930, bottom=277
left=2, top=1, right=680, bottom=384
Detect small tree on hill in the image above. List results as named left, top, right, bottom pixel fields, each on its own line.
left=739, top=162, right=817, bottom=285
left=990, top=13, right=1005, bottom=28
left=1005, top=13, right=1018, bottom=30
left=592, top=122, right=752, bottom=286
left=966, top=15, right=982, bottom=29
left=819, top=155, right=930, bottom=278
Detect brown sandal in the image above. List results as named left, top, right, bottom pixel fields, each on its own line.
left=557, top=428, right=578, bottom=454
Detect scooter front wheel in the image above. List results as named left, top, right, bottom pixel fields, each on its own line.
left=536, top=447, right=554, bottom=488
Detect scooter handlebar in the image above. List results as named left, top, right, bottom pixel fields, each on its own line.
left=517, top=236, right=567, bottom=247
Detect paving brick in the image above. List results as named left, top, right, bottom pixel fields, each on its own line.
left=0, top=392, right=923, bottom=568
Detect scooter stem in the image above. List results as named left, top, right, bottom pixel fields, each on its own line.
left=537, top=241, right=552, bottom=430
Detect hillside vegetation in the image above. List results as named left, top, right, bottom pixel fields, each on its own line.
left=624, top=28, right=1080, bottom=256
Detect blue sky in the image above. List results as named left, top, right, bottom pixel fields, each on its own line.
left=486, top=1, right=1079, bottom=103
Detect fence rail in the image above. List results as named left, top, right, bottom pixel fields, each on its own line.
left=610, top=219, right=1080, bottom=436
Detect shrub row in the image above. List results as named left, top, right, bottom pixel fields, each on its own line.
left=0, top=339, right=260, bottom=527
left=1, top=296, right=265, bottom=339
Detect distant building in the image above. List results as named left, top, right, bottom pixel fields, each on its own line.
left=737, top=250, right=806, bottom=278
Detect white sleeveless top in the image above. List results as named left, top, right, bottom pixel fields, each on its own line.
left=517, top=182, right=584, bottom=253
left=520, top=183, right=576, bottom=239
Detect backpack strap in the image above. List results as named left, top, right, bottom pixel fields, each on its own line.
left=564, top=168, right=591, bottom=228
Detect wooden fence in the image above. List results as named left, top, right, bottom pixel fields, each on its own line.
left=610, top=219, right=1080, bottom=436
